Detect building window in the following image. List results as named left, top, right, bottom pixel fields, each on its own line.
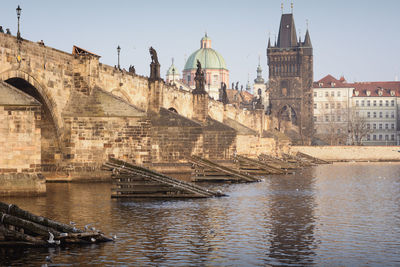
left=385, top=100, right=389, bottom=106
left=313, top=116, right=317, bottom=122
left=325, top=92, right=329, bottom=97
left=373, top=123, right=376, bottom=130
left=337, top=115, right=341, bottom=122
left=379, top=112, right=383, bottom=118
left=379, top=134, right=383, bottom=140
left=314, top=92, right=317, bottom=97
left=373, top=100, right=377, bottom=106
left=325, top=115, right=329, bottom=122
left=379, top=100, right=383, bottom=107
left=385, top=124, right=388, bottom=129
left=325, top=103, right=329, bottom=109
left=187, top=75, right=191, bottom=82
left=391, top=112, right=395, bottom=118
left=361, top=100, right=365, bottom=106
left=367, top=100, right=370, bottom=106
left=385, top=135, right=389, bottom=141
left=391, top=100, right=395, bottom=106
left=367, top=112, right=371, bottom=118
left=331, top=103, right=335, bottom=109
left=337, top=102, right=341, bottom=108
left=367, top=135, right=370, bottom=141
left=373, top=112, right=376, bottom=118
left=356, top=100, right=359, bottom=106
left=385, top=112, right=389, bottom=118
left=367, top=124, right=370, bottom=129
left=332, top=115, right=335, bottom=122
left=391, top=134, right=395, bottom=140
left=337, top=91, right=341, bottom=97
left=356, top=111, right=359, bottom=116
left=373, top=135, right=376, bottom=140
left=391, top=124, right=395, bottom=129
left=314, top=103, right=317, bottom=109
left=379, top=124, right=382, bottom=130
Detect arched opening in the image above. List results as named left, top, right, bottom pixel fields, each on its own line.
left=278, top=105, right=297, bottom=129
left=168, top=107, right=178, bottom=113
left=5, top=78, right=61, bottom=172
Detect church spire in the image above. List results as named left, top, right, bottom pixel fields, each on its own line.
left=303, top=29, right=312, bottom=47
left=254, top=56, right=265, bottom=84
left=268, top=37, right=271, bottom=48
left=277, top=13, right=298, bottom=48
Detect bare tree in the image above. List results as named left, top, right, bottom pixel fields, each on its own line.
left=348, top=109, right=371, bottom=145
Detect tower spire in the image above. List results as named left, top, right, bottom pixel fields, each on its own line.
left=281, top=3, right=283, bottom=14
left=291, top=2, right=293, bottom=13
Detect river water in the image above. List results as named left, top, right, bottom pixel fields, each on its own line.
left=1, top=162, right=400, bottom=266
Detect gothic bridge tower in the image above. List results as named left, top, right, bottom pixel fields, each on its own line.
left=267, top=12, right=313, bottom=144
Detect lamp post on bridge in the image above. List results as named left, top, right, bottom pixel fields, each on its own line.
left=16, top=5, right=22, bottom=41
left=117, top=45, right=121, bottom=70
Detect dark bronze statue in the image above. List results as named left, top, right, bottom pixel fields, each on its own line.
left=6, top=28, right=11, bottom=35
left=129, top=65, right=136, bottom=74
left=149, top=46, right=160, bottom=80
left=235, top=82, right=239, bottom=90
left=221, top=82, right=228, bottom=104
left=149, top=46, right=159, bottom=64
left=193, top=59, right=206, bottom=94
left=0, top=26, right=3, bottom=33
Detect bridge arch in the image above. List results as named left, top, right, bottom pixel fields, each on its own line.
left=1, top=70, right=63, bottom=171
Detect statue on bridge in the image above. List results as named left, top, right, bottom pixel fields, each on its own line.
left=193, top=60, right=206, bottom=94
left=0, top=26, right=3, bottom=33
left=221, top=82, right=229, bottom=104
left=149, top=46, right=160, bottom=81
left=129, top=65, right=136, bottom=74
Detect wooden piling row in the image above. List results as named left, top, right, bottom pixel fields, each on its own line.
left=189, top=156, right=260, bottom=183
left=103, top=158, right=227, bottom=198
left=235, top=155, right=287, bottom=175
left=0, top=202, right=113, bottom=247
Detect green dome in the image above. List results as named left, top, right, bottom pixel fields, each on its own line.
left=184, top=48, right=227, bottom=71
left=166, top=63, right=180, bottom=75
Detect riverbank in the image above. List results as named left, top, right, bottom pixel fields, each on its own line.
left=291, top=145, right=400, bottom=162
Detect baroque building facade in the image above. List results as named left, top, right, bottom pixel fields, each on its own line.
left=267, top=13, right=314, bottom=145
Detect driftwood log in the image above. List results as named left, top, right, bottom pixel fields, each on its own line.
left=0, top=202, right=112, bottom=247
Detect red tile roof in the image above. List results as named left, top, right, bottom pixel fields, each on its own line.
left=313, top=74, right=348, bottom=88
left=348, top=81, right=400, bottom=97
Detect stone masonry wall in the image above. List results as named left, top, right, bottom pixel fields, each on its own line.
left=0, top=105, right=41, bottom=172
left=0, top=105, right=45, bottom=195
left=63, top=117, right=152, bottom=171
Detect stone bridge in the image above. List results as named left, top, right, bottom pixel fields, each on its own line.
left=0, top=32, right=282, bottom=180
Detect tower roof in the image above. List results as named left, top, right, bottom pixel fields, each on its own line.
left=303, top=29, right=312, bottom=47
left=277, top=14, right=298, bottom=48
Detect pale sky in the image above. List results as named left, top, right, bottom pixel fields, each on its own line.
left=1, top=0, right=400, bottom=87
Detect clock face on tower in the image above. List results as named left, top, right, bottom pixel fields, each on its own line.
left=286, top=24, right=290, bottom=28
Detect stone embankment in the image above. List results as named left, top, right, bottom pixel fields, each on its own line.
left=291, top=146, right=400, bottom=162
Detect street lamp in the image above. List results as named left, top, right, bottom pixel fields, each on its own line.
left=16, top=5, right=21, bottom=41
left=117, top=45, right=121, bottom=70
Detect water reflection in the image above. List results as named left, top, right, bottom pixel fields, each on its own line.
left=266, top=167, right=317, bottom=266
left=0, top=163, right=400, bottom=266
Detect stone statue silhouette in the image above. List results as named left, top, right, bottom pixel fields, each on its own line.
left=193, top=59, right=206, bottom=94
left=221, top=82, right=228, bottom=104
left=232, top=82, right=234, bottom=89
left=235, top=82, right=239, bottom=90
left=149, top=46, right=159, bottom=64
left=149, top=46, right=160, bottom=80
left=129, top=65, right=136, bottom=74
left=0, top=26, right=3, bottom=33
left=6, top=28, right=11, bottom=35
